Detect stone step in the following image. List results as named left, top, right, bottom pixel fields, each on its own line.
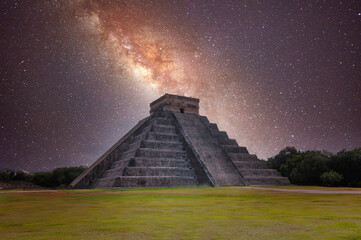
left=131, top=133, right=147, bottom=144
left=136, top=148, right=185, bottom=159
left=136, top=125, right=152, bottom=135
left=239, top=169, right=281, bottom=177
left=147, top=132, right=180, bottom=142
left=119, top=149, right=137, bottom=160
left=151, top=125, right=176, bottom=134
left=155, top=117, right=169, bottom=120
left=96, top=176, right=198, bottom=188
left=245, top=176, right=290, bottom=185
left=94, top=177, right=117, bottom=188
left=222, top=145, right=249, bottom=153
left=142, top=140, right=183, bottom=150
left=128, top=140, right=142, bottom=151
left=111, top=159, right=131, bottom=169
left=132, top=157, right=189, bottom=168
left=228, top=153, right=258, bottom=161
left=219, top=138, right=238, bottom=146
left=233, top=160, right=268, bottom=169
left=218, top=131, right=229, bottom=139
left=174, top=112, right=246, bottom=186
left=123, top=167, right=194, bottom=177
left=208, top=123, right=219, bottom=135
left=199, top=116, right=209, bottom=123
left=155, top=118, right=172, bottom=126
left=103, top=167, right=125, bottom=178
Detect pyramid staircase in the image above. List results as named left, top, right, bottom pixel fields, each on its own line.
left=172, top=112, right=247, bottom=186
left=199, top=116, right=290, bottom=185
left=71, top=94, right=289, bottom=188
left=94, top=115, right=198, bottom=188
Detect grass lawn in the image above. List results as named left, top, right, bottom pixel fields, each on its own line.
left=1, top=186, right=361, bottom=240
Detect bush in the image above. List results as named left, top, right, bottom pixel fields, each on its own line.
left=0, top=169, right=15, bottom=182
left=32, top=166, right=86, bottom=188
left=268, top=147, right=361, bottom=187
left=289, top=152, right=329, bottom=185
left=32, top=172, right=53, bottom=187
left=327, top=148, right=361, bottom=187
left=267, top=147, right=298, bottom=171
left=13, top=171, right=33, bottom=181
left=1, top=166, right=86, bottom=188
left=320, top=171, right=343, bottom=187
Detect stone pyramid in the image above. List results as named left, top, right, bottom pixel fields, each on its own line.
left=71, top=94, right=289, bottom=188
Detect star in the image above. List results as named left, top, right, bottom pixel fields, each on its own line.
left=0, top=0, right=360, bottom=171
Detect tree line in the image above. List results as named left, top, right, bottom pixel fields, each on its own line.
left=0, top=166, right=86, bottom=188
left=1, top=147, right=360, bottom=188
left=267, top=147, right=361, bottom=187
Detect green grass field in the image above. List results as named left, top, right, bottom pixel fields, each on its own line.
left=1, top=186, right=361, bottom=240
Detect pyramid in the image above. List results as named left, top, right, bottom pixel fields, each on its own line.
left=70, top=94, right=289, bottom=188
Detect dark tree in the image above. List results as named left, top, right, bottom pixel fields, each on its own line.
left=327, top=148, right=361, bottom=187
left=289, top=152, right=329, bottom=185
left=0, top=169, right=15, bottom=182
left=267, top=147, right=298, bottom=173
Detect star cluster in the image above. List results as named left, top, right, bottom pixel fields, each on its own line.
left=1, top=0, right=360, bottom=171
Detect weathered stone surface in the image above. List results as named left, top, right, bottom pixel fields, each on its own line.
left=70, top=94, right=289, bottom=188
left=150, top=94, right=200, bottom=115
left=199, top=116, right=290, bottom=185
left=172, top=112, right=246, bottom=186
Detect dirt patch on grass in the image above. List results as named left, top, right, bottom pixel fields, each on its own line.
left=244, top=186, right=361, bottom=194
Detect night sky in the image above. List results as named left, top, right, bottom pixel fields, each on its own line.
left=1, top=0, right=361, bottom=172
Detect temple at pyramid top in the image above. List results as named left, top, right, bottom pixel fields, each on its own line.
left=71, top=94, right=289, bottom=188
left=150, top=94, right=200, bottom=115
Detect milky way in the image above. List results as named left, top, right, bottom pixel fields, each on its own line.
left=1, top=1, right=361, bottom=171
